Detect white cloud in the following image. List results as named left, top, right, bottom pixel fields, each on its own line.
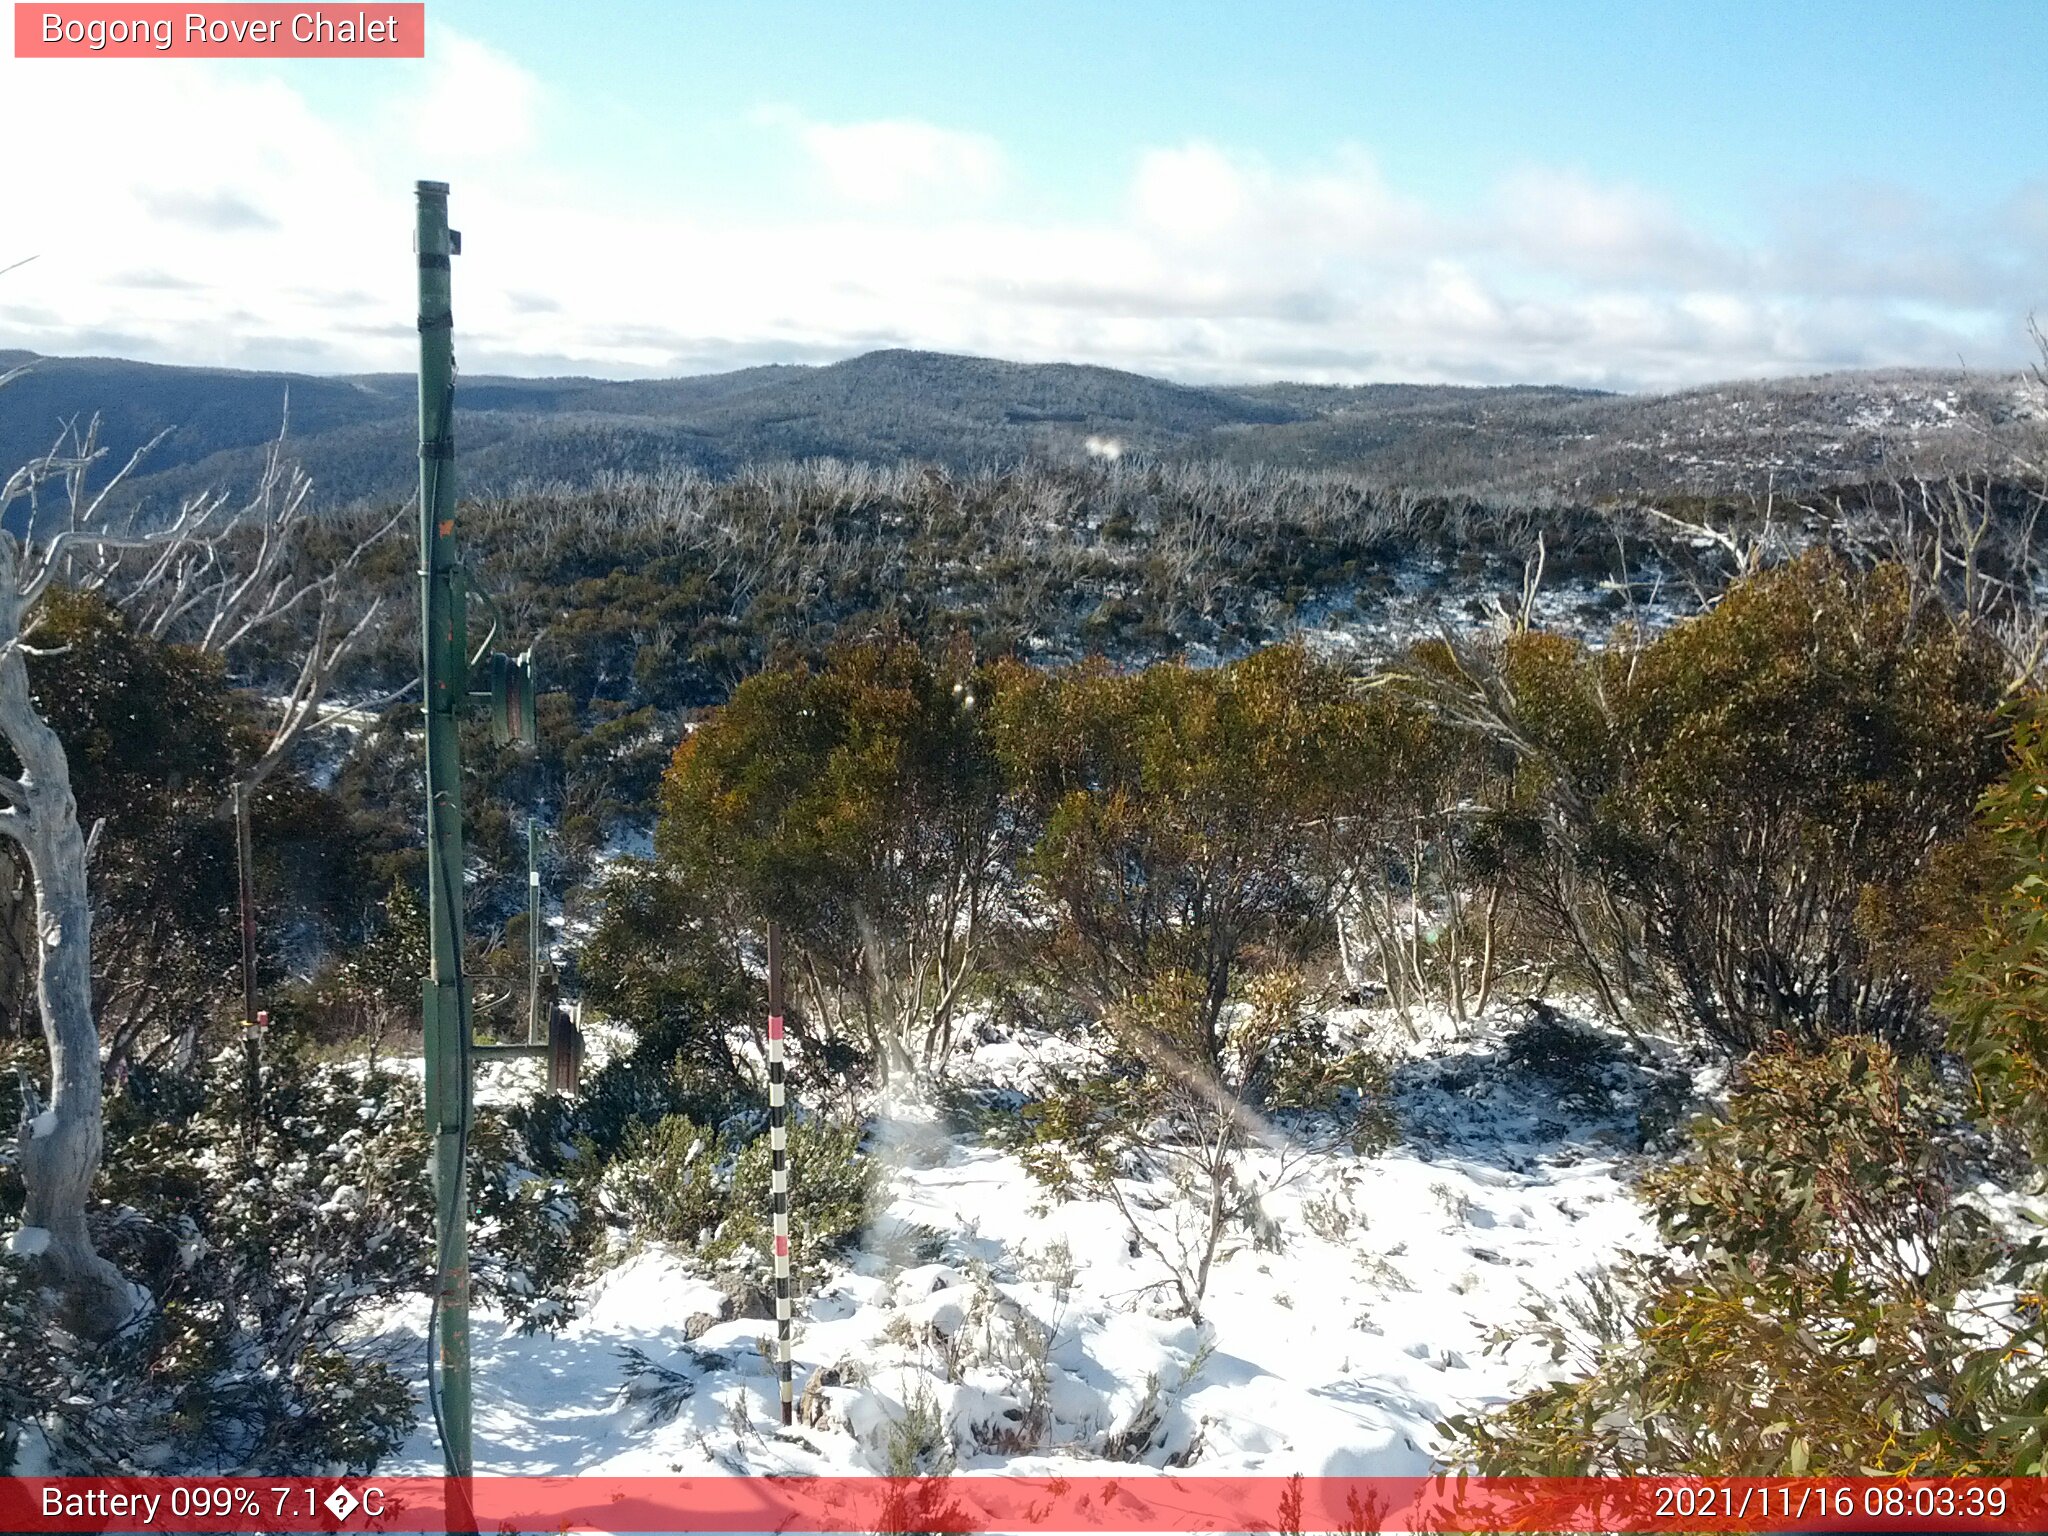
left=762, top=108, right=1004, bottom=209
left=1131, top=141, right=1426, bottom=265
left=1131, top=142, right=1251, bottom=241
left=0, top=56, right=2041, bottom=394
left=0, top=48, right=396, bottom=368
left=406, top=31, right=543, bottom=160
left=1490, top=167, right=1731, bottom=284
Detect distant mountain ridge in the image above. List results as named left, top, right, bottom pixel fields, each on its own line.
left=0, top=346, right=2036, bottom=509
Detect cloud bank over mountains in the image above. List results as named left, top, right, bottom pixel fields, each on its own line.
left=1, top=30, right=2040, bottom=390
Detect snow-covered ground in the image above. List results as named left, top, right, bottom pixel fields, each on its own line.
left=369, top=1008, right=1676, bottom=1479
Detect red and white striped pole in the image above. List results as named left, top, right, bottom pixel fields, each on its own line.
left=767, top=920, right=792, bottom=1427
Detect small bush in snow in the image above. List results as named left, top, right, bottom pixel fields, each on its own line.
left=1009, top=969, right=1378, bottom=1324
left=603, top=1114, right=880, bottom=1288
left=1100, top=1337, right=1213, bottom=1464
left=1299, top=1191, right=1356, bottom=1242
left=729, top=1118, right=878, bottom=1267
left=614, top=1344, right=701, bottom=1428
left=881, top=1377, right=956, bottom=1477
left=601, top=1116, right=728, bottom=1245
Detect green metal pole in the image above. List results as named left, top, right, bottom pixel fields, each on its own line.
left=526, top=817, right=541, bottom=1046
left=415, top=178, right=474, bottom=1490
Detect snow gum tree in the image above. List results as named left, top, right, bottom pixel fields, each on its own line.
left=988, top=642, right=1365, bottom=1047
left=658, top=633, right=1017, bottom=1083
left=0, top=398, right=385, bottom=1339
left=0, top=551, right=136, bottom=1337
left=993, top=645, right=1386, bottom=1321
left=0, top=412, right=192, bottom=1337
left=1413, top=553, right=2008, bottom=1050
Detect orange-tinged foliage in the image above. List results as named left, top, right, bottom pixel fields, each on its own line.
left=1942, top=692, right=2048, bottom=1156
left=655, top=633, right=1011, bottom=1078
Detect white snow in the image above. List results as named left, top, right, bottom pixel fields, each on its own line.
left=5, top=1224, right=51, bottom=1257
left=29, top=1108, right=57, bottom=1139
left=365, top=1005, right=1667, bottom=1482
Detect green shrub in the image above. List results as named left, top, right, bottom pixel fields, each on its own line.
left=469, top=1112, right=600, bottom=1332
left=1606, top=557, right=2005, bottom=1048
left=728, top=1117, right=878, bottom=1265
left=3, top=1032, right=602, bottom=1471
left=602, top=1114, right=881, bottom=1286
left=1941, top=694, right=2048, bottom=1156
left=1443, top=1037, right=2046, bottom=1476
left=657, top=635, right=1018, bottom=1082
left=1417, top=554, right=2008, bottom=1048
left=0, top=1042, right=432, bottom=1472
left=990, top=644, right=1366, bottom=1048
left=600, top=1115, right=730, bottom=1247
left=576, top=860, right=757, bottom=1108
left=262, top=1349, right=417, bottom=1474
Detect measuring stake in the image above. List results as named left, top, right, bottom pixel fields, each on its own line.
left=768, top=920, right=792, bottom=1427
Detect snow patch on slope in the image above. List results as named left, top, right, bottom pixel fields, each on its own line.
left=372, top=1007, right=1666, bottom=1478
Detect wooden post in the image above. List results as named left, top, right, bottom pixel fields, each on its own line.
left=526, top=816, right=542, bottom=1046
left=233, top=780, right=261, bottom=1139
left=768, top=920, right=792, bottom=1427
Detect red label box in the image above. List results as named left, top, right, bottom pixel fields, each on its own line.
left=14, top=4, right=426, bottom=57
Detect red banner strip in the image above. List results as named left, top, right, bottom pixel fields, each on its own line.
left=14, top=5, right=426, bottom=58
left=6, top=1475, right=2046, bottom=1532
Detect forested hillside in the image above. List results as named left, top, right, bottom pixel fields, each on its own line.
left=3, top=346, right=2037, bottom=513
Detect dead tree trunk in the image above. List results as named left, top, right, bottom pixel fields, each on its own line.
left=0, top=591, right=135, bottom=1339
left=0, top=398, right=391, bottom=1338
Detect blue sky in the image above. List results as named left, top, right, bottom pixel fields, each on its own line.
left=408, top=1, right=2044, bottom=224
left=2, top=1, right=2044, bottom=388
